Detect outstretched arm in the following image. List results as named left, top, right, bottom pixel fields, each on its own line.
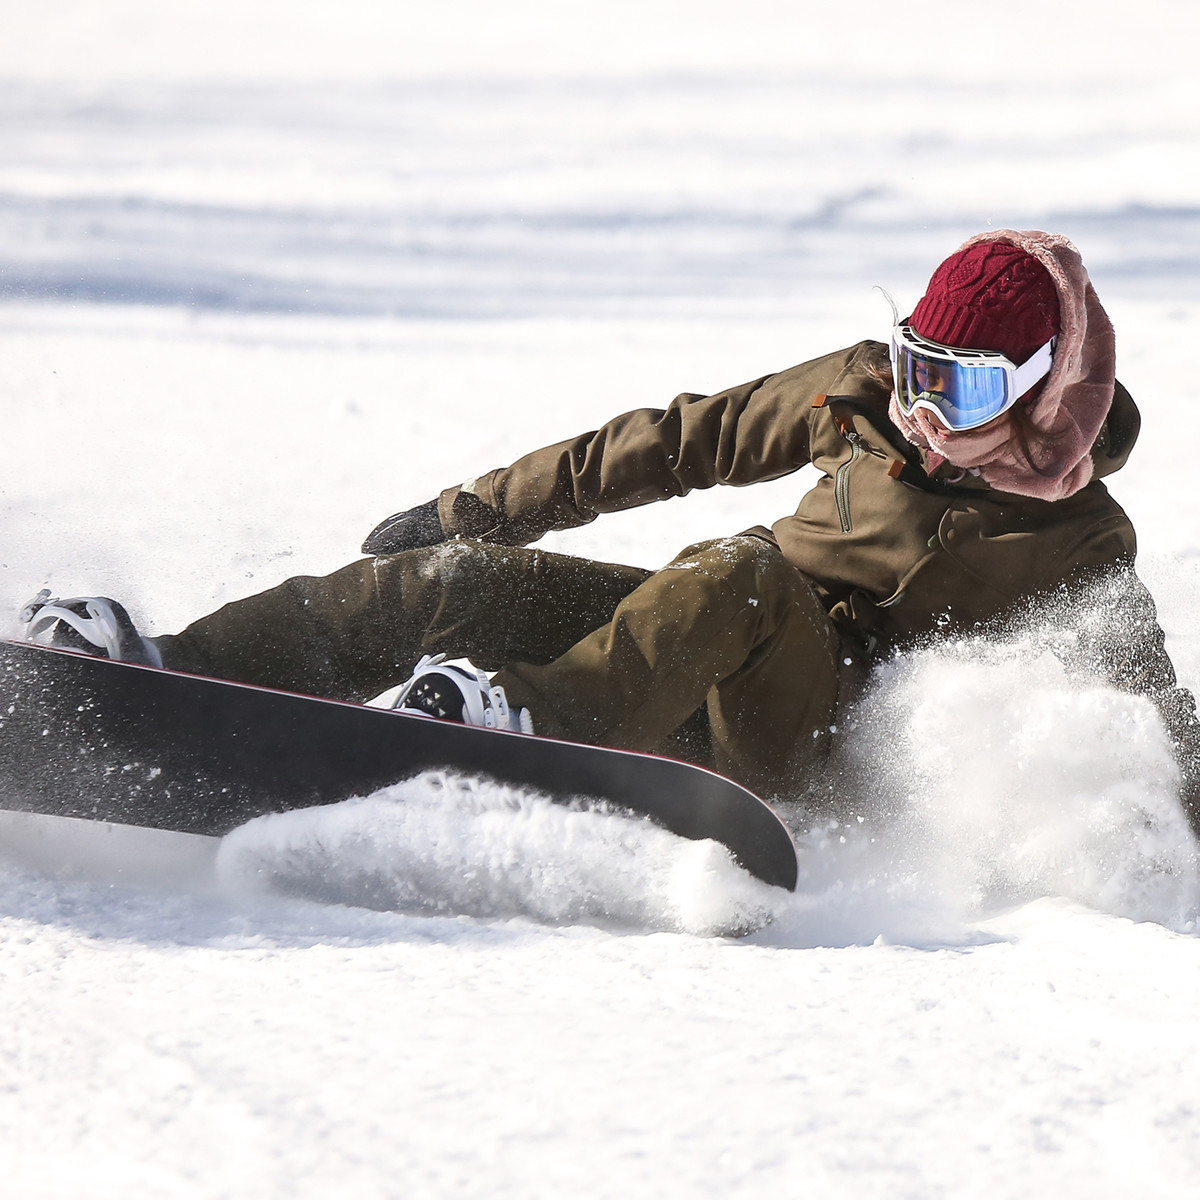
left=361, top=374, right=802, bottom=551
left=358, top=343, right=884, bottom=553
left=429, top=375, right=785, bottom=546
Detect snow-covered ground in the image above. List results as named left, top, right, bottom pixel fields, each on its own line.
left=5, top=1, right=1200, bottom=1195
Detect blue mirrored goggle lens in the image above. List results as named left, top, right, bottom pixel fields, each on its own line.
left=894, top=345, right=1012, bottom=429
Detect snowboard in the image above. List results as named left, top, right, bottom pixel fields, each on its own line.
left=0, top=639, right=798, bottom=890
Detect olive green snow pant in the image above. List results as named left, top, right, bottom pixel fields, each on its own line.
left=155, top=536, right=840, bottom=795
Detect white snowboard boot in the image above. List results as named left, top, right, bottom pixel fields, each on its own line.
left=18, top=590, right=163, bottom=668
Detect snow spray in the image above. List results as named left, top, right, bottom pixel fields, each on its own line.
left=219, top=580, right=1200, bottom=945
left=767, top=582, right=1200, bottom=948
left=216, top=770, right=781, bottom=937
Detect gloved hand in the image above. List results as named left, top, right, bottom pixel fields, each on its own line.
left=361, top=499, right=447, bottom=555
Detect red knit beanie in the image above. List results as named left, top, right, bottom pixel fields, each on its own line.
left=910, top=240, right=1061, bottom=364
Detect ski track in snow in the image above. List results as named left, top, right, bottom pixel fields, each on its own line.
left=6, top=1, right=1200, bottom=1195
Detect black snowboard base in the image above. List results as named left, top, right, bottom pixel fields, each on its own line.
left=0, top=640, right=798, bottom=890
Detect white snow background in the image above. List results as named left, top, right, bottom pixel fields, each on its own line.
left=5, top=0, right=1200, bottom=1195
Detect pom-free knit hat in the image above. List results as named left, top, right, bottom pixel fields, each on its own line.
left=909, top=239, right=1061, bottom=365
left=888, top=230, right=1117, bottom=502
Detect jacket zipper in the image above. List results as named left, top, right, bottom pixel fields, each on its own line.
left=835, top=434, right=862, bottom=533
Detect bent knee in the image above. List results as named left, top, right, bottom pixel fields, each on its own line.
left=373, top=538, right=533, bottom=588
left=664, top=535, right=825, bottom=628
left=665, top=535, right=796, bottom=589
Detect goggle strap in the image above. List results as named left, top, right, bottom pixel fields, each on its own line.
left=875, top=285, right=900, bottom=327
left=1010, top=337, right=1056, bottom=397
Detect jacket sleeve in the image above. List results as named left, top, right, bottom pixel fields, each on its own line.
left=434, top=372, right=815, bottom=545
left=432, top=344, right=881, bottom=546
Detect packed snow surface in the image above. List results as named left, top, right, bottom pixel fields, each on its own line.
left=5, top=1, right=1200, bottom=1196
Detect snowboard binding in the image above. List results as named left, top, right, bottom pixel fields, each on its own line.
left=18, top=590, right=163, bottom=668
left=392, top=654, right=534, bottom=734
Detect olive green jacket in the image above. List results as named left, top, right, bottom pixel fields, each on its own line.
left=437, top=341, right=1199, bottom=818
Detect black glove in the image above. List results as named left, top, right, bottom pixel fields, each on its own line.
left=361, top=499, right=447, bottom=555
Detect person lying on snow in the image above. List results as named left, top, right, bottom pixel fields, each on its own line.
left=22, top=229, right=1200, bottom=824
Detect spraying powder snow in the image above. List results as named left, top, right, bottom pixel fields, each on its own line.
left=765, top=596, right=1200, bottom=948
left=217, top=593, right=1200, bottom=945
left=216, top=769, right=782, bottom=936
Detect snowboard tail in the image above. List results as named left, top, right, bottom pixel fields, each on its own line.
left=0, top=640, right=798, bottom=890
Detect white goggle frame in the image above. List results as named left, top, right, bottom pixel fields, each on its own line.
left=880, top=289, right=1055, bottom=432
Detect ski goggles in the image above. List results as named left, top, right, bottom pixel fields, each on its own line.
left=889, top=322, right=1055, bottom=432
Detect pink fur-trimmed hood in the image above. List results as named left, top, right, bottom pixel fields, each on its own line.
left=888, top=230, right=1117, bottom=502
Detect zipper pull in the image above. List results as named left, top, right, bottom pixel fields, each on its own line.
left=833, top=412, right=860, bottom=443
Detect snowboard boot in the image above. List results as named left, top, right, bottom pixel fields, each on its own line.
left=18, top=590, right=163, bottom=668
left=392, top=654, right=534, bottom=734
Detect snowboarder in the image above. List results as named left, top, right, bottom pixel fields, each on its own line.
left=23, top=230, right=1200, bottom=820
